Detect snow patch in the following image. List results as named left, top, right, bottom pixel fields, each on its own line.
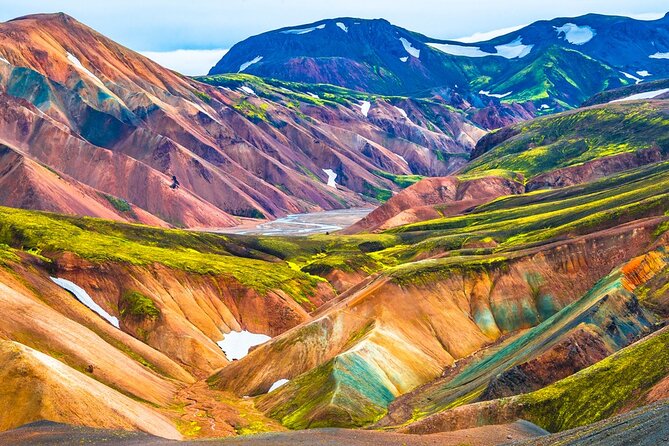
left=359, top=100, right=371, bottom=117
left=397, top=154, right=408, bottom=164
left=239, top=86, right=256, bottom=95
left=336, top=22, right=348, bottom=33
left=495, top=37, right=534, bottom=58
left=554, top=23, right=596, bottom=45
left=281, top=24, right=326, bottom=35
left=540, top=104, right=550, bottom=110
left=307, top=92, right=319, bottom=99
left=622, top=72, right=643, bottom=85
left=428, top=37, right=532, bottom=59
left=0, top=56, right=9, bottom=65
left=322, top=169, right=338, bottom=188
left=479, top=90, right=512, bottom=99
left=238, top=56, right=263, bottom=73
left=611, top=88, right=669, bottom=103
left=637, top=70, right=652, bottom=77
left=399, top=37, right=420, bottom=58
left=394, top=106, right=408, bottom=118
left=650, top=52, right=669, bottom=59
left=67, top=52, right=107, bottom=89
left=399, top=56, right=409, bottom=63
left=268, top=379, right=289, bottom=392
left=50, top=277, right=120, bottom=328
left=217, top=330, right=270, bottom=361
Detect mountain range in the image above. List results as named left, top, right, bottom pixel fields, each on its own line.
left=0, top=8, right=669, bottom=446
left=212, top=14, right=669, bottom=108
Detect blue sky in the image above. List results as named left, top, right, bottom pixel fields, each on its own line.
left=1, top=0, right=666, bottom=74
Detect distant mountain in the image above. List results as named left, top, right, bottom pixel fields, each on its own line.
left=0, top=13, right=526, bottom=227
left=210, top=13, right=669, bottom=108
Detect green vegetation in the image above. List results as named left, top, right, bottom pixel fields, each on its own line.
left=0, top=207, right=323, bottom=304
left=519, top=328, right=669, bottom=432
left=119, top=291, right=160, bottom=320
left=373, top=170, right=424, bottom=188
left=101, top=193, right=135, bottom=216
left=464, top=102, right=669, bottom=179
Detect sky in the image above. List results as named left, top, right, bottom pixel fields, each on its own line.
left=0, top=0, right=666, bottom=75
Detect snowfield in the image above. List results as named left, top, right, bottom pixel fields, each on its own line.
left=307, top=92, right=319, bottom=99
left=239, top=86, right=256, bottom=95
left=637, top=71, right=652, bottom=77
left=0, top=56, right=9, bottom=65
left=399, top=56, right=409, bottom=62
left=322, top=169, right=338, bottom=188
left=428, top=37, right=532, bottom=59
left=217, top=330, right=271, bottom=361
left=554, top=23, right=596, bottom=45
left=50, top=277, right=120, bottom=328
left=479, top=90, right=512, bottom=99
left=281, top=24, right=326, bottom=35
left=238, top=56, right=263, bottom=73
left=399, top=37, right=420, bottom=58
left=268, top=379, right=290, bottom=392
left=650, top=52, right=669, bottom=59
left=394, top=106, right=408, bottom=118
left=66, top=52, right=106, bottom=88
left=360, top=100, right=371, bottom=117
left=336, top=22, right=348, bottom=33
left=611, top=88, right=669, bottom=103
left=622, top=72, right=643, bottom=85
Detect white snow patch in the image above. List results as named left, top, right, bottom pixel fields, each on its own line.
left=428, top=42, right=490, bottom=57
left=554, top=23, right=596, bottom=45
left=479, top=90, right=512, bottom=99
left=67, top=52, right=107, bottom=89
left=307, top=92, right=319, bottom=99
left=611, top=88, right=669, bottom=103
left=399, top=56, right=409, bottom=63
left=650, top=52, right=669, bottom=59
left=50, top=277, right=119, bottom=328
left=397, top=154, right=408, bottom=164
left=336, top=22, right=348, bottom=33
left=622, top=72, right=643, bottom=85
left=495, top=37, right=534, bottom=58
left=540, top=104, right=550, bottom=110
left=0, top=56, right=9, bottom=65
left=428, top=37, right=532, bottom=59
left=281, top=24, right=326, bottom=35
left=399, top=37, right=420, bottom=58
left=268, top=379, right=289, bottom=392
left=637, top=70, right=652, bottom=77
left=394, top=106, right=408, bottom=118
left=359, top=100, right=371, bottom=117
left=238, top=56, right=263, bottom=73
left=322, top=169, right=338, bottom=188
left=217, top=330, right=270, bottom=361
left=239, top=86, right=256, bottom=95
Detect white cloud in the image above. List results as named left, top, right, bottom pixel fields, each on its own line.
left=140, top=48, right=228, bottom=76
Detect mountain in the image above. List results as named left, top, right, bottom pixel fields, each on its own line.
left=0, top=13, right=519, bottom=228
left=210, top=14, right=669, bottom=108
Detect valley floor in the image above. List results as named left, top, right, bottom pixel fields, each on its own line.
left=213, top=208, right=373, bottom=236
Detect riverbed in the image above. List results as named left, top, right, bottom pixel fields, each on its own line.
left=215, top=208, right=373, bottom=236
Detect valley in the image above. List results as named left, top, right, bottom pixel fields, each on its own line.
left=0, top=5, right=668, bottom=446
